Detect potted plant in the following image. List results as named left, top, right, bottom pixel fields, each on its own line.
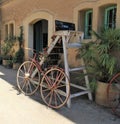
left=77, top=28, right=120, bottom=106
left=13, top=26, right=24, bottom=69
left=1, top=36, right=16, bottom=68
left=13, top=48, right=24, bottom=69
left=5, top=59, right=13, bottom=68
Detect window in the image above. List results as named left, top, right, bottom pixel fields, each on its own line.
left=5, top=24, right=8, bottom=39
left=4, top=22, right=15, bottom=39
left=104, top=6, right=116, bottom=29
left=78, top=9, right=93, bottom=39
left=9, top=23, right=14, bottom=38
left=84, top=10, right=93, bottom=39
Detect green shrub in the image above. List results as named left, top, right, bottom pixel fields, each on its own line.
left=13, top=48, right=24, bottom=63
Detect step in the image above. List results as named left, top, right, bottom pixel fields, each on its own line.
left=67, top=42, right=82, bottom=48
left=69, top=66, right=85, bottom=72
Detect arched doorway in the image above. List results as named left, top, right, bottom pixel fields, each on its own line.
left=23, top=10, right=54, bottom=54
left=33, top=19, right=48, bottom=52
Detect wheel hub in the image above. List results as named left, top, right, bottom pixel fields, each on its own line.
left=25, top=73, right=30, bottom=79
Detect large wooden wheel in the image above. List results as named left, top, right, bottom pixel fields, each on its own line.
left=40, top=67, right=70, bottom=109
left=17, top=61, right=40, bottom=95
left=107, top=73, right=120, bottom=117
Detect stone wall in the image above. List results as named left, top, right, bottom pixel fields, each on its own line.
left=0, top=0, right=120, bottom=66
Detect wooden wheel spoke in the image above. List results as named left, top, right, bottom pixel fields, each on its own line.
left=27, top=81, right=33, bottom=93
left=54, top=71, right=64, bottom=84
left=56, top=74, right=65, bottom=86
left=41, top=81, right=51, bottom=91
left=19, top=68, right=25, bottom=75
left=31, top=68, right=38, bottom=78
left=18, top=75, right=25, bottom=79
left=42, top=88, right=51, bottom=92
left=54, top=91, right=64, bottom=104
left=31, top=81, right=38, bottom=89
left=54, top=91, right=57, bottom=107
left=58, top=72, right=65, bottom=81
left=25, top=82, right=29, bottom=94
left=48, top=91, right=53, bottom=105
left=23, top=65, right=27, bottom=73
left=45, top=75, right=53, bottom=87
left=21, top=80, right=26, bottom=90
left=50, top=71, right=54, bottom=80
left=44, top=90, right=52, bottom=100
left=27, top=63, right=33, bottom=73
left=29, top=78, right=39, bottom=86
left=56, top=89, right=66, bottom=97
left=56, top=84, right=66, bottom=88
left=114, top=78, right=120, bottom=84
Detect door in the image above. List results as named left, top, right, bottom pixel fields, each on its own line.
left=33, top=19, right=48, bottom=52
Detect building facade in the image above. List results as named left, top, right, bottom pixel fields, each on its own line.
left=0, top=0, right=120, bottom=55
left=74, top=0, right=120, bottom=39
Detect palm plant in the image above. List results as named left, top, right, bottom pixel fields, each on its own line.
left=1, top=35, right=16, bottom=60
left=77, top=28, right=120, bottom=83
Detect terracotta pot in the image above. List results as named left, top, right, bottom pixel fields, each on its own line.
left=2, top=59, right=8, bottom=66
left=2, top=59, right=13, bottom=68
left=95, top=81, right=109, bottom=107
left=13, top=63, right=21, bottom=70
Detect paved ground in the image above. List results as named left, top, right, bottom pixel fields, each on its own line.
left=0, top=65, right=120, bottom=124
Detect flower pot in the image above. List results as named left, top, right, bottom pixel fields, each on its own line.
left=13, top=63, right=21, bottom=70
left=95, top=81, right=109, bottom=107
left=2, top=59, right=8, bottom=66
left=2, top=59, right=13, bottom=68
